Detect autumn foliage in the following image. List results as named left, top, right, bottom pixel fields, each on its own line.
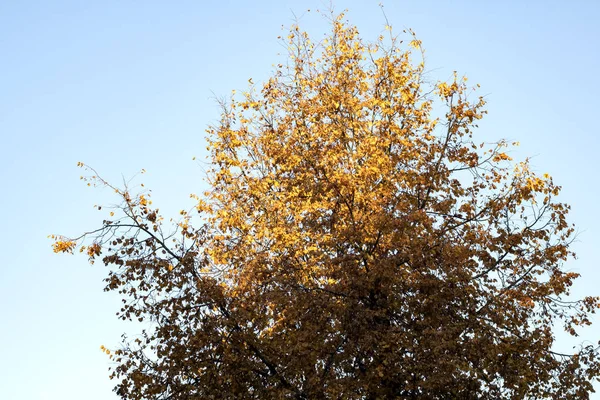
left=54, top=12, right=600, bottom=399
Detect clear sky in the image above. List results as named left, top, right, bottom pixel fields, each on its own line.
left=1, top=1, right=599, bottom=398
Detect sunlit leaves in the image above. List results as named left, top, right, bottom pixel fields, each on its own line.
left=53, top=10, right=599, bottom=400
left=50, top=235, right=77, bottom=254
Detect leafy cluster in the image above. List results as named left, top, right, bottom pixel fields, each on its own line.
left=54, top=12, right=599, bottom=399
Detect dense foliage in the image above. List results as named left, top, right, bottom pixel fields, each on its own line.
left=54, top=12, right=600, bottom=399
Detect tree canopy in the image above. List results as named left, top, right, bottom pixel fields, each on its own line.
left=53, top=11, right=600, bottom=399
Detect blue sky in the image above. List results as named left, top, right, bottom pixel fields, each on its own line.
left=1, top=1, right=599, bottom=398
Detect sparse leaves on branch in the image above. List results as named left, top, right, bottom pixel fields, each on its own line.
left=54, top=11, right=600, bottom=400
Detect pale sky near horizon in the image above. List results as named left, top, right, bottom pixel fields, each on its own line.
left=1, top=1, right=599, bottom=398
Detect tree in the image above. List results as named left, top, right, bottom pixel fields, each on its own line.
left=53, top=11, right=600, bottom=399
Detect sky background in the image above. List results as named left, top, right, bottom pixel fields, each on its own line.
left=1, top=1, right=599, bottom=398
